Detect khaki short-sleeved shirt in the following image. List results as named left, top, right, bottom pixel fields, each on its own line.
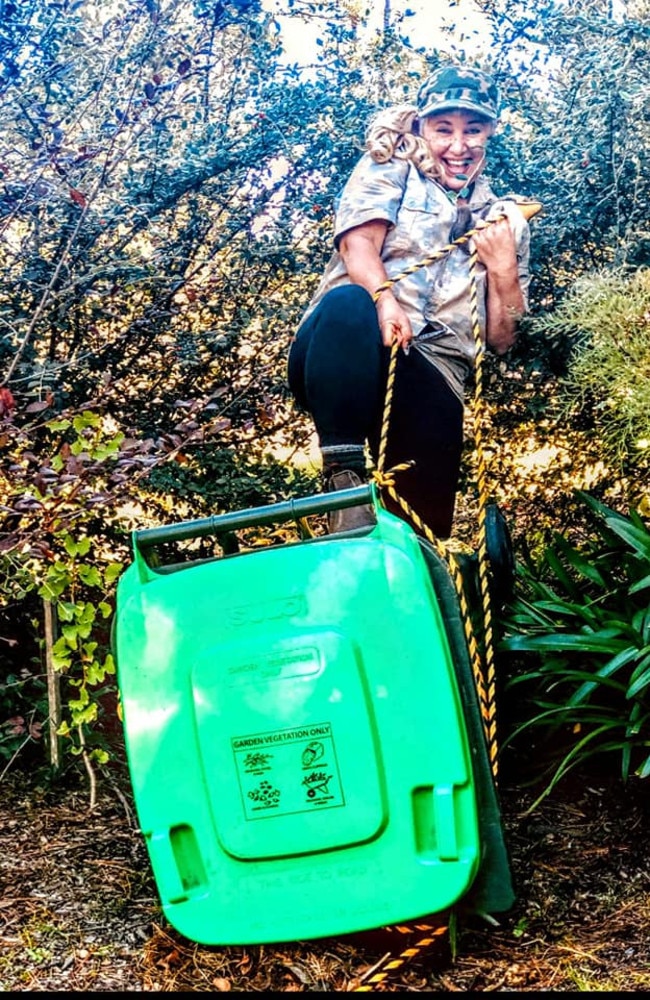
left=298, top=154, right=531, bottom=402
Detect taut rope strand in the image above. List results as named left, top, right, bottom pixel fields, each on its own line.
left=370, top=211, right=508, bottom=764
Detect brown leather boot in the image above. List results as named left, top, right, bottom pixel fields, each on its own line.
left=323, top=468, right=377, bottom=534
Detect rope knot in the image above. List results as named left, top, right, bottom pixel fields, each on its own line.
left=372, top=461, right=415, bottom=489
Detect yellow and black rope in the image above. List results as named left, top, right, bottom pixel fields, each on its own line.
left=371, top=211, right=510, bottom=768
left=348, top=214, right=513, bottom=991
left=353, top=920, right=450, bottom=991
left=370, top=200, right=541, bottom=779
left=340, top=201, right=540, bottom=990
left=466, top=239, right=499, bottom=775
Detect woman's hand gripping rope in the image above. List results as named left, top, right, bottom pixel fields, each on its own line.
left=372, top=198, right=542, bottom=319
left=373, top=286, right=413, bottom=355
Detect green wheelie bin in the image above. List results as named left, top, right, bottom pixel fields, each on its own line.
left=113, top=484, right=513, bottom=946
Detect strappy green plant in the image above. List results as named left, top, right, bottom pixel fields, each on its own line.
left=498, top=491, right=650, bottom=811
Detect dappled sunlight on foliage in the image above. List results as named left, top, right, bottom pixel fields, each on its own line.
left=0, top=1, right=650, bottom=993
left=0, top=0, right=649, bottom=822
left=537, top=268, right=650, bottom=475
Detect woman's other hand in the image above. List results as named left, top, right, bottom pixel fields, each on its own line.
left=472, top=215, right=518, bottom=277
left=375, top=288, right=414, bottom=349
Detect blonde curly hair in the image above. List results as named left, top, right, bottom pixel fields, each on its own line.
left=364, top=104, right=441, bottom=181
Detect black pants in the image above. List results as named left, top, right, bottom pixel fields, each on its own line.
left=287, top=285, right=464, bottom=539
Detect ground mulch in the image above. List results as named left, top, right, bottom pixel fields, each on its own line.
left=2, top=752, right=649, bottom=992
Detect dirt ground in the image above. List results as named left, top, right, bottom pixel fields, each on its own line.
left=2, top=748, right=649, bottom=993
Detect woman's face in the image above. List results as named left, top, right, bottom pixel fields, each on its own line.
left=420, top=110, right=495, bottom=193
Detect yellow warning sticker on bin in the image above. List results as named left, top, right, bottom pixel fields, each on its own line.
left=232, top=723, right=345, bottom=820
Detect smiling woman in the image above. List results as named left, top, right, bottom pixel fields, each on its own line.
left=287, top=62, right=532, bottom=538
left=420, top=112, right=492, bottom=192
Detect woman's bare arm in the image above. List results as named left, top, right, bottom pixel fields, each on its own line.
left=338, top=220, right=414, bottom=348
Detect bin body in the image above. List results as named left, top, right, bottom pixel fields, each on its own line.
left=115, top=503, right=481, bottom=945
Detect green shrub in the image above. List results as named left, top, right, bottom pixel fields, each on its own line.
left=529, top=267, right=650, bottom=485
left=499, top=491, right=650, bottom=810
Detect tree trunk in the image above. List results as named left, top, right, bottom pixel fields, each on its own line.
left=44, top=599, right=61, bottom=771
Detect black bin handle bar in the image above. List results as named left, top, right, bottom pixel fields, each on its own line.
left=133, top=485, right=374, bottom=551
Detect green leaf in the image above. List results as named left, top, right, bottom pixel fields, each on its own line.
left=626, top=651, right=650, bottom=699
left=56, top=601, right=76, bottom=622
left=636, top=752, right=650, bottom=779
left=504, top=632, right=629, bottom=654
left=72, top=411, right=101, bottom=432
left=543, top=546, right=583, bottom=595
left=61, top=625, right=80, bottom=646
left=76, top=603, right=97, bottom=628
left=104, top=563, right=124, bottom=584
left=77, top=537, right=91, bottom=556
left=86, top=662, right=104, bottom=685
left=69, top=702, right=98, bottom=726
left=68, top=687, right=90, bottom=711
left=529, top=598, right=603, bottom=629
left=624, top=702, right=648, bottom=736
left=64, top=535, right=79, bottom=557
left=630, top=573, right=650, bottom=595
left=53, top=635, right=71, bottom=655
left=549, top=535, right=608, bottom=587
left=78, top=565, right=102, bottom=587
left=52, top=651, right=72, bottom=671
left=38, top=579, right=66, bottom=601
left=569, top=646, right=640, bottom=704
left=603, top=517, right=650, bottom=560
